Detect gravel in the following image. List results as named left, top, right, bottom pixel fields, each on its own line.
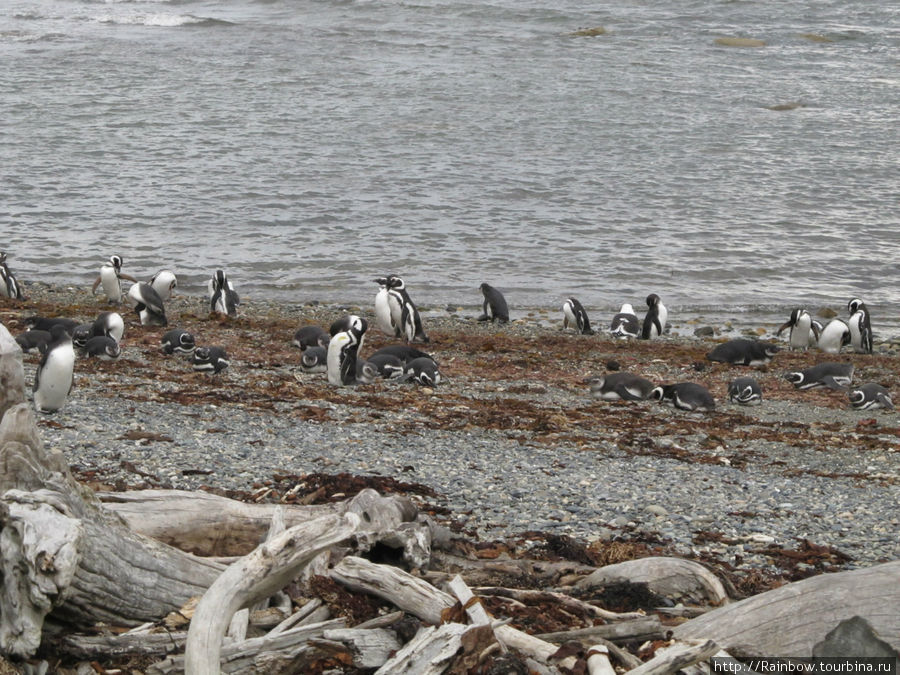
left=5, top=283, right=900, bottom=577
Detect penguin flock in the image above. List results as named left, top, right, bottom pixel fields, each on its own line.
left=0, top=249, right=894, bottom=416
left=584, top=300, right=893, bottom=413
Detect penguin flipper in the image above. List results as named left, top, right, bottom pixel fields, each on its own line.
left=613, top=383, right=646, bottom=401
left=821, top=376, right=848, bottom=391
left=776, top=320, right=792, bottom=337
left=91, top=276, right=102, bottom=294
left=876, top=393, right=894, bottom=410
left=120, top=273, right=138, bottom=283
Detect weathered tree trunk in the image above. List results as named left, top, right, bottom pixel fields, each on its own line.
left=673, top=561, right=900, bottom=656
left=0, top=334, right=227, bottom=658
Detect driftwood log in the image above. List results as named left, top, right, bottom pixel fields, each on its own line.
left=100, top=487, right=428, bottom=563
left=673, top=561, right=900, bottom=656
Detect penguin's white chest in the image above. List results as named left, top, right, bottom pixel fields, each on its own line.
left=100, top=267, right=121, bottom=302
left=326, top=334, right=349, bottom=386
left=374, top=289, right=394, bottom=335
left=35, top=346, right=75, bottom=412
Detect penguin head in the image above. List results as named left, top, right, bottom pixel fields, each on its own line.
left=762, top=342, right=780, bottom=357
left=847, top=389, right=865, bottom=407
left=649, top=385, right=667, bottom=401
left=0, top=252, right=6, bottom=264
left=646, top=293, right=660, bottom=308
left=785, top=372, right=805, bottom=386
left=356, top=360, right=379, bottom=384
left=72, top=325, right=92, bottom=349
left=213, top=269, right=227, bottom=290
left=374, top=276, right=388, bottom=287
left=847, top=298, right=864, bottom=315
left=386, top=275, right=405, bottom=290
left=110, top=255, right=123, bottom=272
left=178, top=332, right=196, bottom=351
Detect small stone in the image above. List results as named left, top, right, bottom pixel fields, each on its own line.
left=645, top=504, right=668, bottom=517
left=693, top=326, right=714, bottom=337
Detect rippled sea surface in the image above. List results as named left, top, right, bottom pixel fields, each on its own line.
left=3, top=0, right=898, bottom=328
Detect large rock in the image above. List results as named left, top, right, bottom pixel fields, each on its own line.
left=575, top=556, right=728, bottom=606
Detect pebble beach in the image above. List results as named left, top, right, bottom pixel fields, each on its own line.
left=2, top=283, right=898, bottom=582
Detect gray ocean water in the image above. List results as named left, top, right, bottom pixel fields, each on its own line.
left=2, top=0, right=898, bottom=332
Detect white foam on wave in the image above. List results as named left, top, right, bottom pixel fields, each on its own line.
left=92, top=12, right=211, bottom=27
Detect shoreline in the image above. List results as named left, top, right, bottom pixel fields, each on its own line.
left=1, top=282, right=899, bottom=584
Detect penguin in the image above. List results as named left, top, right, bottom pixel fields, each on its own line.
left=368, top=345, right=432, bottom=364
left=33, top=324, right=75, bottom=413
left=356, top=360, right=381, bottom=385
left=0, top=251, right=25, bottom=300
left=785, top=362, right=854, bottom=390
left=776, top=309, right=819, bottom=350
left=299, top=346, right=328, bottom=373
left=728, top=377, right=763, bottom=406
left=71, top=324, right=94, bottom=352
left=386, top=276, right=429, bottom=342
left=24, top=316, right=79, bottom=334
left=847, top=298, right=873, bottom=354
left=706, top=339, right=780, bottom=366
left=374, top=277, right=400, bottom=337
left=293, top=326, right=330, bottom=350
left=640, top=294, right=668, bottom=340
left=127, top=282, right=167, bottom=326
left=650, top=382, right=715, bottom=411
left=848, top=383, right=893, bottom=411
left=92, top=255, right=136, bottom=303
left=610, top=303, right=640, bottom=339
left=15, top=330, right=52, bottom=354
left=327, top=315, right=367, bottom=386
left=816, top=319, right=851, bottom=354
left=399, top=356, right=441, bottom=386
left=161, top=329, right=196, bottom=356
left=588, top=372, right=655, bottom=401
left=150, top=270, right=178, bottom=302
left=478, top=282, right=509, bottom=324
left=330, top=315, right=367, bottom=356
left=92, top=311, right=125, bottom=343
left=84, top=336, right=121, bottom=360
left=562, top=297, right=594, bottom=335
left=366, top=352, right=405, bottom=379
left=209, top=269, right=240, bottom=317
left=193, top=346, right=230, bottom=374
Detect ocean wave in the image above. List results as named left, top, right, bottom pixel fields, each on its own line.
left=92, top=13, right=232, bottom=27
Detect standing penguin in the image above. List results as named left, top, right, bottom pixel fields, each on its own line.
left=562, top=297, right=594, bottom=335
left=127, top=282, right=168, bottom=326
left=33, top=324, right=75, bottom=413
left=776, top=309, right=819, bottom=350
left=478, top=283, right=509, bottom=324
left=327, top=315, right=368, bottom=386
left=92, top=255, right=136, bottom=303
left=0, top=251, right=26, bottom=300
left=817, top=319, right=851, bottom=354
left=610, top=303, right=641, bottom=339
left=387, top=276, right=428, bottom=343
left=149, top=270, right=178, bottom=302
left=847, top=298, right=873, bottom=354
left=374, top=277, right=400, bottom=337
left=209, top=269, right=240, bottom=317
left=641, top=294, right=668, bottom=340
